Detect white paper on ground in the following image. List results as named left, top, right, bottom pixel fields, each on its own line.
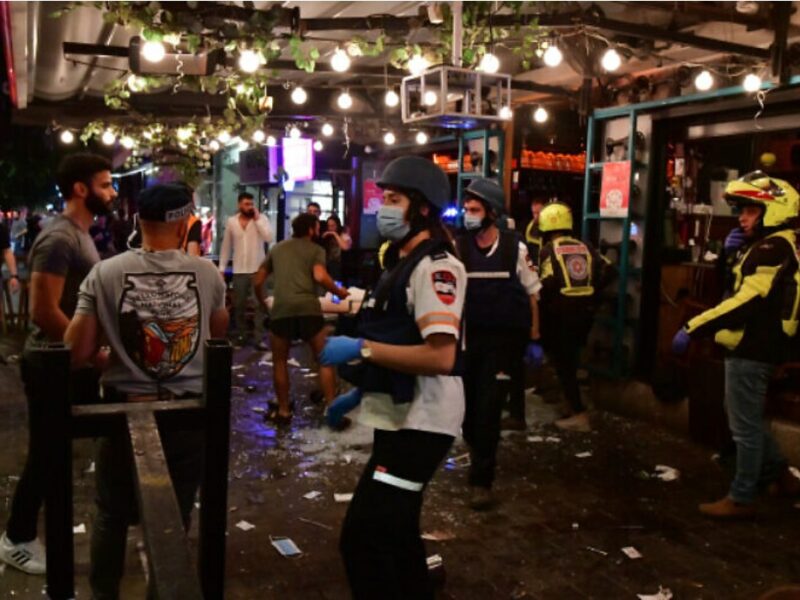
left=270, top=536, right=302, bottom=557
left=73, top=523, right=86, bottom=534
left=637, top=587, right=673, bottom=600
left=654, top=465, right=680, bottom=482
left=235, top=520, right=256, bottom=531
left=575, top=451, right=593, bottom=458
left=545, top=436, right=561, bottom=443
left=421, top=530, right=455, bottom=541
left=334, top=493, right=354, bottom=503
left=527, top=436, right=544, bottom=443
left=622, top=546, right=643, bottom=559
left=426, top=554, right=443, bottom=568
left=303, top=491, right=322, bottom=500
left=287, top=358, right=301, bottom=367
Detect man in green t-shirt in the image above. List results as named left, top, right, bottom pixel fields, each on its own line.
left=254, top=213, right=348, bottom=424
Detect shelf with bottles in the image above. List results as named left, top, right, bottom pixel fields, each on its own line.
left=516, top=150, right=586, bottom=173
left=432, top=152, right=473, bottom=175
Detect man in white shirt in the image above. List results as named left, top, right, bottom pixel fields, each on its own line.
left=218, top=192, right=272, bottom=349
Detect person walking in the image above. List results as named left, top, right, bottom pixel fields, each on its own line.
left=319, top=156, right=466, bottom=599
left=456, top=178, right=542, bottom=510
left=0, top=153, right=116, bottom=575
left=64, top=183, right=228, bottom=598
left=218, top=192, right=272, bottom=348
left=673, top=172, right=800, bottom=518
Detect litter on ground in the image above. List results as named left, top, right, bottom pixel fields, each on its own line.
left=235, top=520, right=256, bottom=532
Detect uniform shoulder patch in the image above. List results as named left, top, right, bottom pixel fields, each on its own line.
left=431, top=269, right=457, bottom=305
left=430, top=250, right=449, bottom=261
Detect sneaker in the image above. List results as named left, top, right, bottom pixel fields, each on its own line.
left=468, top=487, right=494, bottom=511
left=698, top=497, right=756, bottom=520
left=0, top=532, right=46, bottom=575
left=555, top=412, right=592, bottom=433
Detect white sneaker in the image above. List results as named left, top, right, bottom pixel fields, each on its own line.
left=0, top=531, right=46, bottom=575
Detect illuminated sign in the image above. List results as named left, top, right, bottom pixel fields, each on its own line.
left=282, top=138, right=314, bottom=182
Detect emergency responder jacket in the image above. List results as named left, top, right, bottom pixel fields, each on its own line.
left=339, top=237, right=462, bottom=404
left=539, top=236, right=616, bottom=324
left=525, top=220, right=543, bottom=266
left=685, top=228, right=800, bottom=364
left=456, top=230, right=532, bottom=332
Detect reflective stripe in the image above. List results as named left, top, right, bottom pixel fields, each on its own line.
left=373, top=469, right=424, bottom=492
left=467, top=271, right=512, bottom=279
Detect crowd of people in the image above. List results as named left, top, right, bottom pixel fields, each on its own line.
left=0, top=151, right=798, bottom=598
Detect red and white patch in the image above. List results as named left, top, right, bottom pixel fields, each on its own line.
left=566, top=255, right=589, bottom=281
left=431, top=270, right=457, bottom=305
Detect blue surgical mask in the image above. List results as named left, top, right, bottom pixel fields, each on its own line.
left=464, top=214, right=483, bottom=231
left=377, top=205, right=410, bottom=241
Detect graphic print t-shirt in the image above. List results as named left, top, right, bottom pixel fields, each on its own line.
left=75, top=249, right=225, bottom=394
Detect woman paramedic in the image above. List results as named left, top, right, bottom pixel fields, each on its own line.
left=319, top=156, right=466, bottom=599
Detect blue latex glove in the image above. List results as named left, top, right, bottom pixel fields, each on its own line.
left=326, top=388, right=363, bottom=428
left=724, top=227, right=746, bottom=255
left=524, top=342, right=544, bottom=367
left=320, top=336, right=364, bottom=366
left=671, top=329, right=691, bottom=356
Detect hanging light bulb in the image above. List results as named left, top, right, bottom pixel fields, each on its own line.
left=543, top=45, right=563, bottom=67
left=743, top=73, right=762, bottom=92
left=291, top=86, right=307, bottom=105
left=142, top=40, right=166, bottom=63
left=321, top=123, right=334, bottom=137
left=177, top=127, right=192, bottom=142
left=289, top=126, right=301, bottom=139
left=383, top=131, right=396, bottom=145
left=499, top=106, right=513, bottom=120
left=266, top=135, right=277, bottom=147
left=407, top=54, right=429, bottom=76
left=423, top=90, right=438, bottom=106
left=209, top=140, right=221, bottom=151
left=313, top=140, right=324, bottom=152
left=415, top=131, right=428, bottom=145
left=385, top=89, right=400, bottom=107
left=331, top=48, right=351, bottom=72
left=601, top=48, right=622, bottom=72
left=217, top=130, right=231, bottom=144
left=478, top=52, right=500, bottom=74
left=101, top=130, right=116, bottom=145
left=695, top=70, right=714, bottom=91
left=59, top=130, right=75, bottom=144
left=238, top=49, right=261, bottom=73
left=252, top=130, right=266, bottom=143
left=121, top=136, right=135, bottom=150
left=337, top=91, right=353, bottom=110
left=533, top=106, right=549, bottom=123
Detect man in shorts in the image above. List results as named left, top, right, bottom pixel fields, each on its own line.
left=253, top=213, right=348, bottom=424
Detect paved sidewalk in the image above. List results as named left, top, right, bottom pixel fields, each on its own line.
left=0, top=338, right=798, bottom=599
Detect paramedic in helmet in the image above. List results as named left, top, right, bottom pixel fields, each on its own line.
left=673, top=171, right=800, bottom=519
left=456, top=177, right=542, bottom=510
left=319, top=156, right=466, bottom=599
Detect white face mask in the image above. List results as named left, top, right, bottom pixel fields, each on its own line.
left=464, top=214, right=483, bottom=231
left=377, top=205, right=410, bottom=241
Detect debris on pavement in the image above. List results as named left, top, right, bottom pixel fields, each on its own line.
left=622, top=546, right=643, bottom=559
left=586, top=546, right=608, bottom=556
left=527, top=435, right=544, bottom=443
left=545, top=436, right=561, bottom=443
left=84, top=461, right=96, bottom=474
left=73, top=523, right=86, bottom=534
left=303, top=490, right=322, bottom=500
left=251, top=406, right=266, bottom=414
left=421, top=530, right=455, bottom=541
left=298, top=517, right=333, bottom=531
left=334, top=493, right=353, bottom=503
left=575, top=451, right=593, bottom=458
left=637, top=587, right=673, bottom=600
left=571, top=523, right=579, bottom=530
left=235, top=520, right=256, bottom=532
left=426, top=554, right=443, bottom=569
left=445, top=453, right=471, bottom=469
left=287, top=358, right=301, bottom=367
left=270, top=536, right=302, bottom=557
left=653, top=465, right=680, bottom=482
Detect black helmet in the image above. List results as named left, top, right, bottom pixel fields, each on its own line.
left=465, top=178, right=505, bottom=215
left=377, top=156, right=451, bottom=209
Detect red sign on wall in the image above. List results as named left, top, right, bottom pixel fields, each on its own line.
left=599, top=161, right=631, bottom=218
left=363, top=179, right=382, bottom=214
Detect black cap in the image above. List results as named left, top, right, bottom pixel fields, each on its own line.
left=137, top=183, right=194, bottom=222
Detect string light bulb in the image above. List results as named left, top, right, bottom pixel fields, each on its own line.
left=313, top=140, right=324, bottom=152
left=177, top=127, right=192, bottom=142
left=321, top=123, right=334, bottom=137
left=266, top=135, right=277, bottom=147
left=533, top=106, right=549, bottom=123
left=337, top=91, right=353, bottom=110
left=423, top=90, right=438, bottom=106
left=743, top=73, right=762, bottom=92
left=217, top=130, right=231, bottom=144
left=416, top=131, right=428, bottom=145
left=601, top=48, right=622, bottom=72
left=209, top=140, right=220, bottom=151
left=543, top=45, right=563, bottom=67
left=121, top=136, right=135, bottom=149
left=238, top=49, right=261, bottom=74
left=407, top=54, right=429, bottom=76
left=479, top=52, right=500, bottom=73
left=385, top=89, right=400, bottom=107
left=59, top=130, right=75, bottom=144
left=291, top=86, right=307, bottom=105
left=331, top=48, right=351, bottom=73
left=383, top=131, right=396, bottom=145
left=499, top=106, right=513, bottom=120
left=101, top=130, right=116, bottom=145
left=695, top=70, right=714, bottom=91
left=142, top=40, right=166, bottom=63
left=252, top=130, right=266, bottom=143
left=289, top=126, right=301, bottom=139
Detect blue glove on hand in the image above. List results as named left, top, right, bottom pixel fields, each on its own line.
left=320, top=336, right=364, bottom=366
left=724, top=227, right=746, bottom=254
left=671, top=329, right=691, bottom=356
left=326, top=388, right=363, bottom=428
left=524, top=342, right=544, bottom=367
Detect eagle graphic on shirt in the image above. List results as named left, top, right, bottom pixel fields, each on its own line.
left=118, top=272, right=201, bottom=380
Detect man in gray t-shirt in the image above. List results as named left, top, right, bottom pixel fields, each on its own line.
left=65, top=183, right=229, bottom=598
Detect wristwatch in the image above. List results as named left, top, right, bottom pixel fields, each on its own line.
left=359, top=342, right=372, bottom=361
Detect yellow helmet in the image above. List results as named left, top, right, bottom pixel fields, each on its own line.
left=538, top=202, right=573, bottom=233
left=724, top=171, right=799, bottom=228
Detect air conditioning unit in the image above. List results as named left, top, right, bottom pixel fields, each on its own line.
left=401, top=66, right=512, bottom=129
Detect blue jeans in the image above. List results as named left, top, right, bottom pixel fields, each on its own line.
left=724, top=358, right=787, bottom=504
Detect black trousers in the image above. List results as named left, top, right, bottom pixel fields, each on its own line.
left=543, top=319, right=590, bottom=415
left=89, top=426, right=204, bottom=600
left=506, top=342, right=527, bottom=422
left=340, top=428, right=453, bottom=600
left=462, top=329, right=528, bottom=489
left=6, top=354, right=99, bottom=544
